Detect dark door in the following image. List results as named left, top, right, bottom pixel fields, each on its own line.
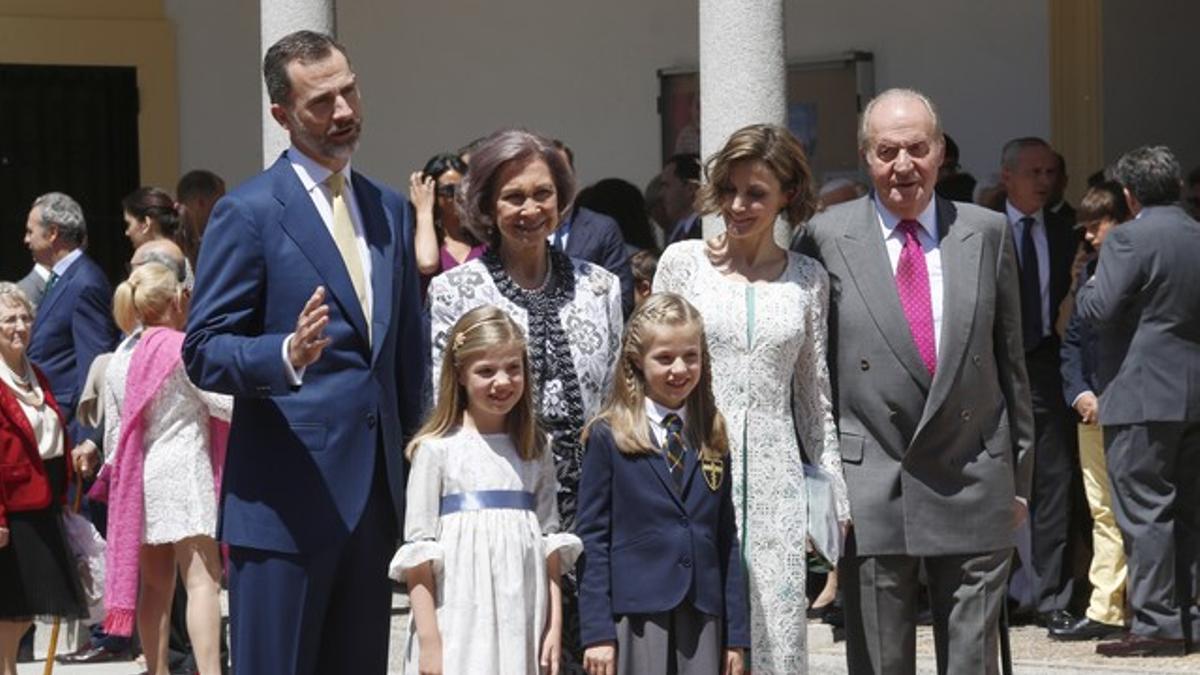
left=0, top=64, right=140, bottom=286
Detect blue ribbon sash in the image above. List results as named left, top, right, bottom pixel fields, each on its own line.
left=439, top=489, right=536, bottom=516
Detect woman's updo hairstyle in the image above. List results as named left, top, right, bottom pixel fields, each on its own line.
left=122, top=186, right=181, bottom=239
left=112, top=261, right=184, bottom=335
left=697, top=123, right=818, bottom=226
left=456, top=128, right=576, bottom=249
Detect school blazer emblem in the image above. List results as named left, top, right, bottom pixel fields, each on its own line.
left=702, top=454, right=723, bottom=492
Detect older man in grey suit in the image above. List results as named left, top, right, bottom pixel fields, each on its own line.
left=798, top=88, right=1035, bottom=675
left=1077, top=145, right=1200, bottom=658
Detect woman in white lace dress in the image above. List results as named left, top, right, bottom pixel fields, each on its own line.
left=654, top=124, right=850, bottom=674
left=100, top=262, right=230, bottom=675
left=427, top=129, right=622, bottom=669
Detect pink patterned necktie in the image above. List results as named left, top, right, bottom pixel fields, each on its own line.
left=895, top=219, right=937, bottom=375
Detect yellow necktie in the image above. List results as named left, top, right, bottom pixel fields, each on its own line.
left=326, top=172, right=371, bottom=341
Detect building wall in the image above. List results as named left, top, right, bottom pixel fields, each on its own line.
left=162, top=1, right=1050, bottom=193
left=164, top=0, right=261, bottom=185
left=1102, top=0, right=1200, bottom=176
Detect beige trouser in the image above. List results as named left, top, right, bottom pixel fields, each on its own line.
left=1079, top=422, right=1128, bottom=625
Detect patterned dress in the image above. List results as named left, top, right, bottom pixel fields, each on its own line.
left=103, top=334, right=232, bottom=543
left=654, top=239, right=849, bottom=675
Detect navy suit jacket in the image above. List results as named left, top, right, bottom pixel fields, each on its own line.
left=183, top=154, right=426, bottom=554
left=563, top=207, right=634, bottom=316
left=27, top=252, right=117, bottom=446
left=576, top=421, right=749, bottom=648
left=1060, top=258, right=1101, bottom=408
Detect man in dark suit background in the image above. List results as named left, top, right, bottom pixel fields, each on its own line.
left=799, top=88, right=1035, bottom=675
left=1000, top=137, right=1084, bottom=630
left=23, top=191, right=126, bottom=664
left=551, top=141, right=634, bottom=315
left=1076, top=145, right=1200, bottom=657
left=659, top=153, right=702, bottom=244
left=183, top=31, right=424, bottom=674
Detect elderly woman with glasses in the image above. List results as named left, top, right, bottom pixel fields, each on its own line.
left=0, top=283, right=88, bottom=675
left=425, top=128, right=623, bottom=670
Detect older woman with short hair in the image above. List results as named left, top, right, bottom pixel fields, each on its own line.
left=426, top=128, right=623, bottom=669
left=0, top=283, right=88, bottom=675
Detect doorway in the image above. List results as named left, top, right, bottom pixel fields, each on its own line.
left=0, top=63, right=139, bottom=285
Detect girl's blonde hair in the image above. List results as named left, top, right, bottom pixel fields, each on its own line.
left=583, top=293, right=728, bottom=461
left=112, top=261, right=185, bottom=335
left=405, top=305, right=544, bottom=461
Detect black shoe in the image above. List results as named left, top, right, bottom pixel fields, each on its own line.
left=55, top=644, right=131, bottom=664
left=1037, top=609, right=1076, bottom=631
left=1096, top=633, right=1187, bottom=657
left=1049, top=617, right=1125, bottom=641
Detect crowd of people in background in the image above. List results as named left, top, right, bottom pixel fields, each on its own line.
left=2, top=27, right=1199, bottom=675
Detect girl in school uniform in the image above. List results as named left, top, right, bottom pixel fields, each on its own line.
left=389, top=305, right=581, bottom=675
left=577, top=293, right=748, bottom=675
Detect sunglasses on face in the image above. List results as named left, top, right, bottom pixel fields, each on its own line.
left=436, top=185, right=458, bottom=198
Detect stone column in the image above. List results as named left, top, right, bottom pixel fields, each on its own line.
left=260, top=0, right=336, bottom=167
left=698, top=0, right=786, bottom=237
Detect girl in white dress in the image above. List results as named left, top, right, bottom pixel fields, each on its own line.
left=100, top=261, right=230, bottom=675
left=390, top=305, right=581, bottom=675
left=654, top=124, right=850, bottom=674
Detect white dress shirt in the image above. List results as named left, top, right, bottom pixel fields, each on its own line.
left=281, top=145, right=374, bottom=385
left=874, top=196, right=944, bottom=355
left=1005, top=201, right=1051, bottom=339
left=51, top=248, right=83, bottom=278
left=644, top=396, right=688, bottom=449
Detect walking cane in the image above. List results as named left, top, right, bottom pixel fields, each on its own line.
left=998, top=549, right=1014, bottom=675
left=41, top=472, right=85, bottom=675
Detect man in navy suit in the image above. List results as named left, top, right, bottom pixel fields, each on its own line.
left=24, top=192, right=118, bottom=454
left=660, top=153, right=703, bottom=244
left=23, top=192, right=127, bottom=665
left=183, top=31, right=424, bottom=674
left=551, top=140, right=635, bottom=316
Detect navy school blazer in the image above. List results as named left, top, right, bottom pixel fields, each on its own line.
left=576, top=420, right=750, bottom=648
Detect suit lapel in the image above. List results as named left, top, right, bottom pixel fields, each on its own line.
left=835, top=198, right=932, bottom=391
left=680, top=441, right=701, bottom=496
left=31, top=257, right=82, bottom=338
left=919, top=199, right=981, bottom=431
left=273, top=161, right=370, bottom=347
left=352, top=172, right=395, bottom=365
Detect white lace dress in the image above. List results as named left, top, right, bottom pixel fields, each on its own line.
left=389, top=429, right=582, bottom=675
left=102, top=340, right=233, bottom=544
left=654, top=240, right=850, bottom=675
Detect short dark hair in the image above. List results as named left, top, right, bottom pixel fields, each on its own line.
left=122, top=187, right=180, bottom=238
left=263, top=30, right=349, bottom=106
left=1112, top=145, right=1182, bottom=207
left=457, top=129, right=576, bottom=249
left=1000, top=137, right=1051, bottom=170
left=1076, top=180, right=1129, bottom=225
left=665, top=153, right=701, bottom=182
left=176, top=170, right=225, bottom=203
left=421, top=153, right=468, bottom=182
left=630, top=249, right=659, bottom=284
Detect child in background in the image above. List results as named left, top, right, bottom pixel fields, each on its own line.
left=390, top=305, right=581, bottom=675
left=629, top=250, right=660, bottom=310
left=577, top=293, right=747, bottom=675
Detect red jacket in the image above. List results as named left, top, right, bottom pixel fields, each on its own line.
left=0, top=365, right=71, bottom=529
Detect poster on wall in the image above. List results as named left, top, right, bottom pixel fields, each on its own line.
left=658, top=51, right=874, bottom=184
